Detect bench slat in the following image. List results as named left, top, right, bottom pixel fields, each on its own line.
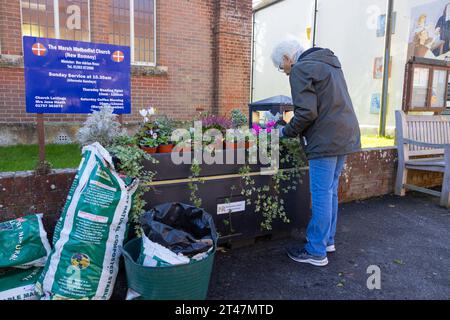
left=406, top=157, right=445, bottom=167
left=395, top=111, right=450, bottom=208
left=404, top=184, right=442, bottom=197
left=409, top=149, right=444, bottom=156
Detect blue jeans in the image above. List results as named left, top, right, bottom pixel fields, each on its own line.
left=305, top=155, right=347, bottom=257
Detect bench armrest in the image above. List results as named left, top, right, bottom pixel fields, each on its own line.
left=403, top=139, right=450, bottom=149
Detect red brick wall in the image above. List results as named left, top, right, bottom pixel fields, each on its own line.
left=0, top=170, right=75, bottom=236
left=338, top=147, right=443, bottom=203
left=214, top=0, right=252, bottom=116
left=0, top=1, right=22, bottom=55
left=0, top=0, right=252, bottom=126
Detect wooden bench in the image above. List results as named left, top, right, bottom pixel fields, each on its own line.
left=395, top=111, right=450, bottom=208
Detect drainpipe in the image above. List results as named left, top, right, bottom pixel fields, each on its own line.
left=212, top=0, right=221, bottom=114
left=250, top=11, right=255, bottom=103
left=379, top=0, right=394, bottom=137
left=312, top=0, right=318, bottom=47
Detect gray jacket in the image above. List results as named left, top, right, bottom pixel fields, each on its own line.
left=283, top=48, right=361, bottom=160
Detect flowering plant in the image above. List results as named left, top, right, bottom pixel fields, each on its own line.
left=201, top=114, right=233, bottom=134
left=136, top=120, right=159, bottom=147
left=136, top=106, right=163, bottom=148
left=230, top=109, right=248, bottom=128
left=139, top=107, right=156, bottom=123
left=77, top=105, right=126, bottom=147
left=154, top=116, right=174, bottom=146
left=141, top=135, right=159, bottom=148
left=252, top=120, right=277, bottom=135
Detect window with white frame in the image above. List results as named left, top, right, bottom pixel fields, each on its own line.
left=21, top=0, right=90, bottom=42
left=109, top=0, right=156, bottom=65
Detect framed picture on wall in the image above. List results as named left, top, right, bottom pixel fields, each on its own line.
left=373, top=57, right=393, bottom=79
left=370, top=93, right=381, bottom=114
left=373, top=58, right=383, bottom=79
left=376, top=12, right=397, bottom=37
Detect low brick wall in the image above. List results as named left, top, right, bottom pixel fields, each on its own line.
left=0, top=148, right=444, bottom=231
left=0, top=169, right=76, bottom=234
left=338, top=147, right=443, bottom=203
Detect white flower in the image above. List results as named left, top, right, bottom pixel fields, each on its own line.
left=143, top=116, right=149, bottom=123
left=147, top=107, right=156, bottom=116
left=152, top=133, right=158, bottom=139
left=139, top=109, right=148, bottom=117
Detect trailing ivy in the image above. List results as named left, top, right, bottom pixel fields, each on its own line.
left=107, top=140, right=158, bottom=236
left=188, top=160, right=204, bottom=208
left=236, top=138, right=305, bottom=231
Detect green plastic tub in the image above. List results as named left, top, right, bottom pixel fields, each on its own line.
left=122, top=237, right=215, bottom=300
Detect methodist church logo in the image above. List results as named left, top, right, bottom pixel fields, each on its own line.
left=31, top=43, right=47, bottom=56
left=112, top=50, right=124, bottom=63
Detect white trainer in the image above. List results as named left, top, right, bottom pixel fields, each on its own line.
left=305, top=237, right=336, bottom=253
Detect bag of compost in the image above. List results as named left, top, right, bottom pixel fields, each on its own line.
left=0, top=267, right=42, bottom=300
left=0, top=214, right=51, bottom=269
left=36, top=142, right=138, bottom=300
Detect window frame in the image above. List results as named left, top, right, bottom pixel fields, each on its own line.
left=19, top=0, right=91, bottom=42
left=128, top=0, right=157, bottom=66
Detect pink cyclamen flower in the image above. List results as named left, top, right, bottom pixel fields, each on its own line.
left=252, top=124, right=262, bottom=135
left=266, top=121, right=277, bottom=128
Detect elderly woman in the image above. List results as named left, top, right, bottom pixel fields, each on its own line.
left=272, top=40, right=361, bottom=267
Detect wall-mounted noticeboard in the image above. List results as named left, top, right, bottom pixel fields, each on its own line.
left=402, top=57, right=450, bottom=113
left=23, top=36, right=131, bottom=114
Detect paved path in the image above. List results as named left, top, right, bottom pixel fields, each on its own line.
left=207, top=193, right=450, bottom=300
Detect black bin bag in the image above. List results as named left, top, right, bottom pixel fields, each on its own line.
left=139, top=203, right=218, bottom=257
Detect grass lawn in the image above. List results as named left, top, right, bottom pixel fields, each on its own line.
left=0, top=135, right=396, bottom=172
left=361, top=135, right=395, bottom=148
left=0, top=144, right=82, bottom=172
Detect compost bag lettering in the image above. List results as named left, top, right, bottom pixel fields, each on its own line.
left=0, top=214, right=51, bottom=269
left=36, top=143, right=138, bottom=300
left=0, top=267, right=42, bottom=300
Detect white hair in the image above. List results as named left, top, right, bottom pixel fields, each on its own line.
left=271, top=40, right=305, bottom=69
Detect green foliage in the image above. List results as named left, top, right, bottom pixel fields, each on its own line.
left=76, top=106, right=125, bottom=147
left=188, top=161, right=204, bottom=208
left=114, top=134, right=138, bottom=146
left=140, top=136, right=159, bottom=148
left=155, top=116, right=174, bottom=146
left=107, top=137, right=158, bottom=235
left=157, top=134, right=170, bottom=146
left=135, top=117, right=175, bottom=148
left=222, top=186, right=237, bottom=234
left=236, top=138, right=305, bottom=231
left=230, top=109, right=248, bottom=128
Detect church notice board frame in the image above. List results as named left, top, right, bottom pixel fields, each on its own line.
left=402, top=57, right=450, bottom=113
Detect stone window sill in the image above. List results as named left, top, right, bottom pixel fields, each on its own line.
left=131, top=65, right=168, bottom=76
left=0, top=54, right=23, bottom=67
left=0, top=54, right=168, bottom=76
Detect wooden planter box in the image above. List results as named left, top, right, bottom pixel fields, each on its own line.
left=142, top=149, right=310, bottom=246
